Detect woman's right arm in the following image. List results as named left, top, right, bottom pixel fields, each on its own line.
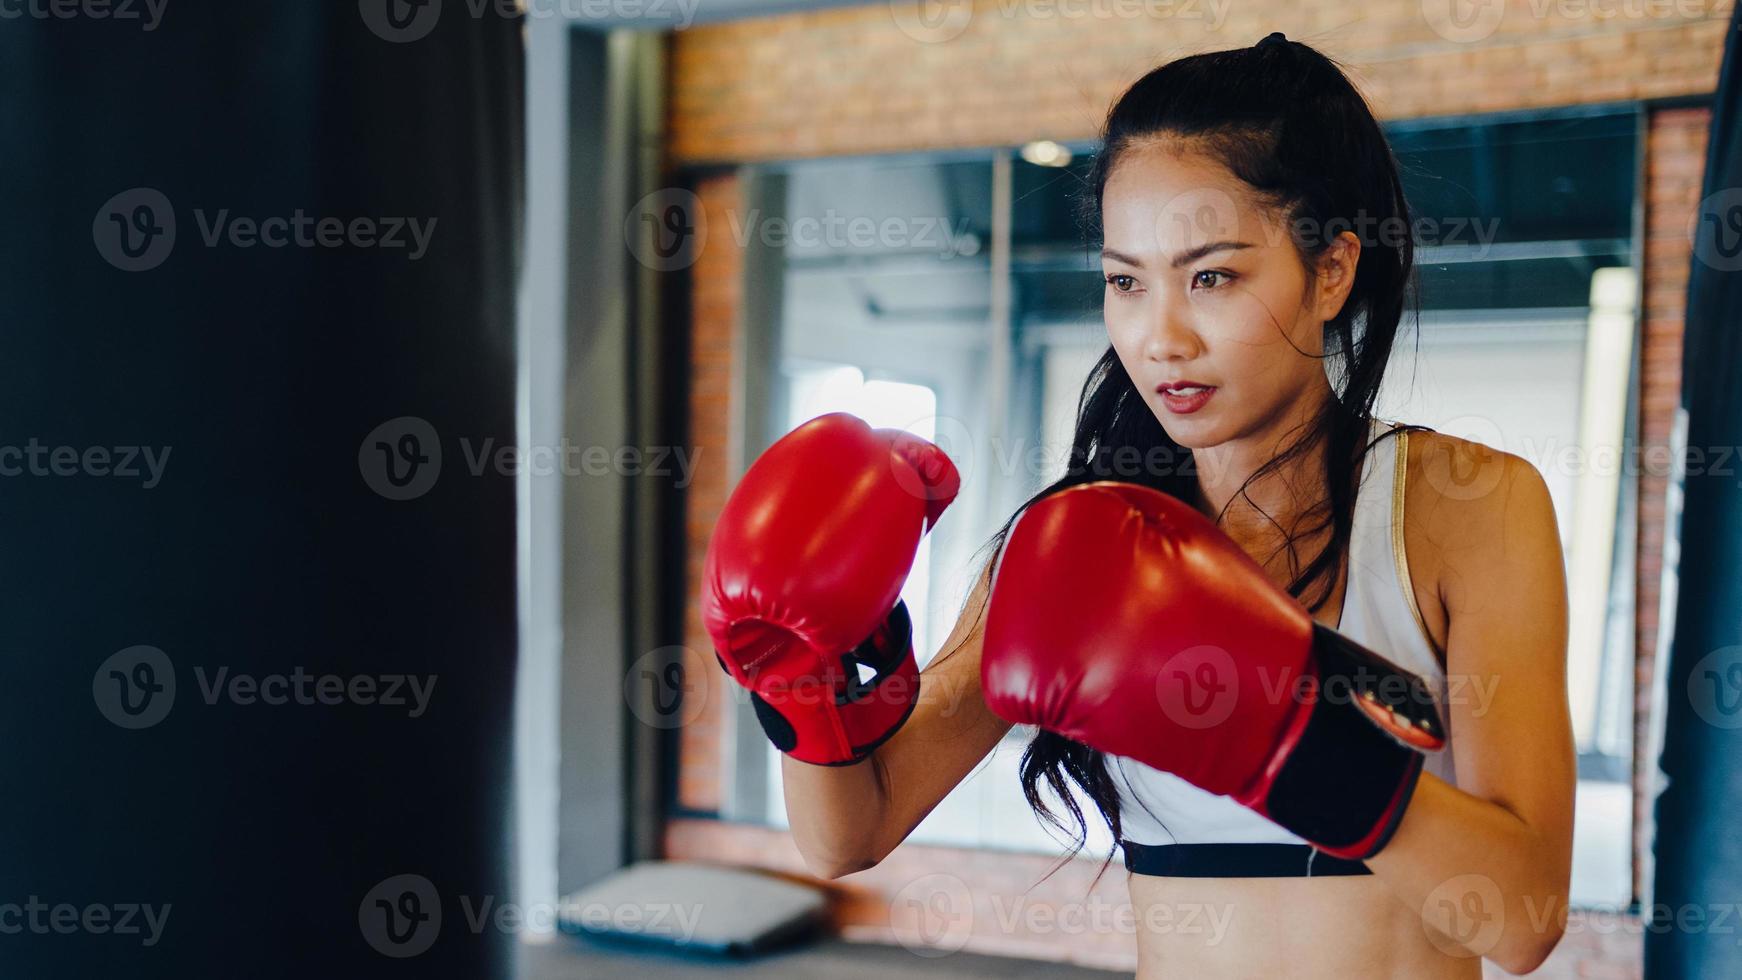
left=782, top=561, right=1013, bottom=879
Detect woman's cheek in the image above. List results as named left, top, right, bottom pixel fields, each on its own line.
left=1103, top=308, right=1139, bottom=359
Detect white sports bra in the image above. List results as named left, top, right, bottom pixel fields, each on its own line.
left=1111, top=416, right=1456, bottom=877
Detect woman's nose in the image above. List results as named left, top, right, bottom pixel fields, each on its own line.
left=1142, top=306, right=1201, bottom=363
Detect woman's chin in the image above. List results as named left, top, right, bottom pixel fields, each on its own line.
left=1155, top=412, right=1216, bottom=449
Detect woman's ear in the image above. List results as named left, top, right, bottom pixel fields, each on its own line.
left=1312, top=230, right=1362, bottom=323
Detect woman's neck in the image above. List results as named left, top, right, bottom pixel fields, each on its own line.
left=1190, top=400, right=1351, bottom=542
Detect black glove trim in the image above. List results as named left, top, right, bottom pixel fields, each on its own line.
left=717, top=602, right=918, bottom=766
left=836, top=600, right=913, bottom=706
left=1262, top=624, right=1439, bottom=856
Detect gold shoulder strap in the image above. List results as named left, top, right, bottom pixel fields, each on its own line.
left=1389, top=426, right=1444, bottom=663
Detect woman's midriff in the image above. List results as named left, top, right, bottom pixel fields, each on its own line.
left=1127, top=870, right=1484, bottom=979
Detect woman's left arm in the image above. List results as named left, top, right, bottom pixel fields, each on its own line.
left=1366, top=448, right=1576, bottom=976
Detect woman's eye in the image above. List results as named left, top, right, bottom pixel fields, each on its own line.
left=1193, top=269, right=1231, bottom=290
left=1104, top=273, right=1136, bottom=294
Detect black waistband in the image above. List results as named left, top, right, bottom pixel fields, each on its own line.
left=1121, top=841, right=1373, bottom=878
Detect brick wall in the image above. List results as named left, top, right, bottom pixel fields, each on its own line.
left=1633, top=106, right=1711, bottom=901
left=676, top=172, right=742, bottom=814
left=667, top=2, right=1728, bottom=165
left=667, top=3, right=1731, bottom=976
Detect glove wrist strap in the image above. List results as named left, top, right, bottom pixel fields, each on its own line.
left=1252, top=624, right=1444, bottom=858
left=729, top=601, right=922, bottom=767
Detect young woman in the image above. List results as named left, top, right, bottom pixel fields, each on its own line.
left=704, top=32, right=1574, bottom=979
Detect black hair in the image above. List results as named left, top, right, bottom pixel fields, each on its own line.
left=938, top=34, right=1428, bottom=885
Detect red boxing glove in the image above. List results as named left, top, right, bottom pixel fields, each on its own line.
left=980, top=481, right=1445, bottom=859
left=701, top=413, right=959, bottom=766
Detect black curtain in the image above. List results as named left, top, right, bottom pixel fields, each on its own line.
left=1647, top=6, right=1742, bottom=978
left=0, top=5, right=523, bottom=978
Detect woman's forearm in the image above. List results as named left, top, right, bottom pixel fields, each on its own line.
left=780, top=750, right=892, bottom=878
left=1366, top=772, right=1573, bottom=975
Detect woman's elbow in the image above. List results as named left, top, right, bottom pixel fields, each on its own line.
left=794, top=828, right=889, bottom=879
left=800, top=848, right=882, bottom=881
left=1490, top=839, right=1572, bottom=973
left=1494, top=929, right=1563, bottom=976
left=1492, top=903, right=1567, bottom=975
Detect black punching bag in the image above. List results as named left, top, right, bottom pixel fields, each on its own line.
left=1648, top=5, right=1742, bottom=978
left=0, top=5, right=522, bottom=978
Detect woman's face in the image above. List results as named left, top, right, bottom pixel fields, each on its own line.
left=1100, top=142, right=1356, bottom=451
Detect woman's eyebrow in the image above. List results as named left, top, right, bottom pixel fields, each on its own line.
left=1101, top=241, right=1253, bottom=269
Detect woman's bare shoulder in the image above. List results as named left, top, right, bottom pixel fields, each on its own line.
left=1402, top=426, right=1550, bottom=529
left=1400, top=425, right=1561, bottom=617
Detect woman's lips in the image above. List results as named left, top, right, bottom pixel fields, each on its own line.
left=1158, top=383, right=1216, bottom=414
